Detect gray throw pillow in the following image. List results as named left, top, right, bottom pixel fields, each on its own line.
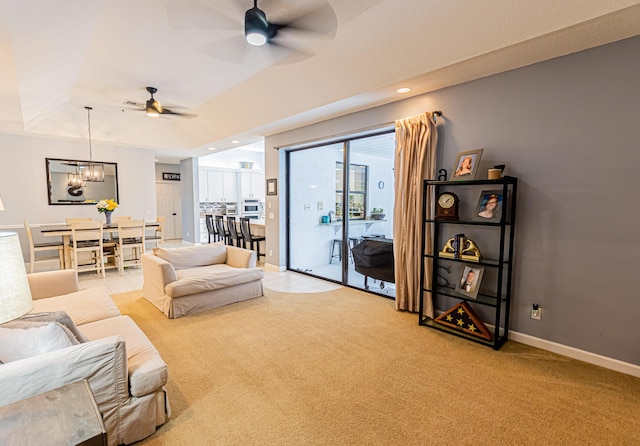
left=2, top=311, right=90, bottom=344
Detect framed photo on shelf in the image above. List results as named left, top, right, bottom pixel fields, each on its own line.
left=472, top=190, right=504, bottom=223
left=266, top=178, right=277, bottom=196
left=451, top=148, right=483, bottom=180
left=455, top=264, right=485, bottom=299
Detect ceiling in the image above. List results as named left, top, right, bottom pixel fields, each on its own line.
left=1, top=0, right=639, bottom=164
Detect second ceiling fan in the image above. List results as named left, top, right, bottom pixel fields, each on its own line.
left=124, top=87, right=197, bottom=118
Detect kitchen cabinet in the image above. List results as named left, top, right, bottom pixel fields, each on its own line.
left=240, top=170, right=265, bottom=199
left=199, top=168, right=239, bottom=202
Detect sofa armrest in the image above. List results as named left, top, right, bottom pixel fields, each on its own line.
left=0, top=336, right=128, bottom=410
left=27, top=270, right=81, bottom=300
left=225, top=245, right=257, bottom=268
left=142, top=253, right=178, bottom=287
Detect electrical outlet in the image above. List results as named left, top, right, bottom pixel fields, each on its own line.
left=531, top=304, right=541, bottom=320
left=269, top=249, right=273, bottom=257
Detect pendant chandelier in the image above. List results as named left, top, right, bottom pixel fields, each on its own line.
left=67, top=163, right=85, bottom=187
left=81, top=106, right=104, bottom=182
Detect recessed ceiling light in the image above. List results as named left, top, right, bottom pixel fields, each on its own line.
left=231, top=140, right=240, bottom=144
left=208, top=147, right=216, bottom=151
left=396, top=87, right=411, bottom=94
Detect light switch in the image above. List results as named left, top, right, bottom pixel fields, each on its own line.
left=304, top=203, right=310, bottom=210
left=269, top=212, right=274, bottom=219
left=317, top=201, right=323, bottom=211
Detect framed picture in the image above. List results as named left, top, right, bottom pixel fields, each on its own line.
left=266, top=178, right=277, bottom=196
left=451, top=148, right=483, bottom=180
left=455, top=264, right=484, bottom=299
left=162, top=172, right=181, bottom=181
left=472, top=190, right=503, bottom=223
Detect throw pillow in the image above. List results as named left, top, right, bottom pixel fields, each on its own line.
left=2, top=311, right=90, bottom=344
left=153, top=242, right=227, bottom=269
left=0, top=322, right=74, bottom=363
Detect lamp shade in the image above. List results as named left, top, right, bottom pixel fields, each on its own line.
left=0, top=232, right=33, bottom=324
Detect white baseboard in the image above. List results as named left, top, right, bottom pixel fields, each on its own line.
left=509, top=330, right=640, bottom=378
left=264, top=263, right=286, bottom=272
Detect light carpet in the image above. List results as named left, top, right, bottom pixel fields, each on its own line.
left=111, top=288, right=640, bottom=445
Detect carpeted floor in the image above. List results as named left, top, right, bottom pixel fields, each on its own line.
left=111, top=288, right=640, bottom=446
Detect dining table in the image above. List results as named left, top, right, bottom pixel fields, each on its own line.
left=40, top=221, right=159, bottom=270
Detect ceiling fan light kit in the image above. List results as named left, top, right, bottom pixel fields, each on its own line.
left=245, top=0, right=270, bottom=46
left=145, top=87, right=161, bottom=117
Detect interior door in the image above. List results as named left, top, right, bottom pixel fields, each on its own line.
left=156, top=182, right=183, bottom=240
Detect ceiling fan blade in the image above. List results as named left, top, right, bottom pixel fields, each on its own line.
left=160, top=108, right=198, bottom=119
left=266, top=38, right=315, bottom=65
left=198, top=35, right=268, bottom=65
left=270, top=2, right=337, bottom=40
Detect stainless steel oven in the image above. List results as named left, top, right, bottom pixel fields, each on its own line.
left=241, top=199, right=261, bottom=215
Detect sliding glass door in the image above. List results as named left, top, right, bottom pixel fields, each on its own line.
left=287, top=131, right=396, bottom=298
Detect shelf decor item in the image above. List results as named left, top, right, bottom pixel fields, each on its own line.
left=455, top=264, right=485, bottom=299
left=451, top=148, right=483, bottom=180
left=435, top=192, right=459, bottom=220
left=472, top=190, right=503, bottom=223
left=435, top=301, right=493, bottom=341
left=439, top=236, right=481, bottom=262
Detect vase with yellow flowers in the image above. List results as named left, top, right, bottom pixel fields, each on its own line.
left=96, top=199, right=118, bottom=225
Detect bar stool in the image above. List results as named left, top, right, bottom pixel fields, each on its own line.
left=215, top=216, right=228, bottom=245
left=226, top=216, right=243, bottom=247
left=330, top=239, right=341, bottom=264
left=239, top=217, right=265, bottom=259
left=330, top=238, right=359, bottom=264
left=205, top=215, right=218, bottom=243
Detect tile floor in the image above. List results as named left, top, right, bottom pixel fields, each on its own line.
left=75, top=240, right=342, bottom=295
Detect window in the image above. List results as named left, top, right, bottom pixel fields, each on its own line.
left=336, top=162, right=368, bottom=220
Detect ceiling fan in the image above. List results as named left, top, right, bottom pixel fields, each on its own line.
left=123, top=87, right=197, bottom=118
left=167, top=0, right=337, bottom=65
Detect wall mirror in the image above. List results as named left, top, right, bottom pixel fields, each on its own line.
left=46, top=158, right=119, bottom=205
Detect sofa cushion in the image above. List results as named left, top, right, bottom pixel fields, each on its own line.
left=0, top=323, right=74, bottom=363
left=31, top=288, right=121, bottom=326
left=166, top=265, right=264, bottom=298
left=153, top=243, right=227, bottom=270
left=79, top=315, right=168, bottom=398
left=4, top=311, right=89, bottom=343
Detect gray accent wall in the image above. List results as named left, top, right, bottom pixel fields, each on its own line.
left=266, top=36, right=640, bottom=365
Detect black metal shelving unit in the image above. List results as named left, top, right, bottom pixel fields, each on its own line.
left=419, top=177, right=517, bottom=349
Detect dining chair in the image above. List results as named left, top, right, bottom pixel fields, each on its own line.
left=110, top=215, right=132, bottom=240
left=23, top=220, right=65, bottom=273
left=146, top=216, right=166, bottom=248
left=115, top=220, right=145, bottom=276
left=239, top=217, right=265, bottom=259
left=226, top=216, right=243, bottom=247
left=214, top=216, right=228, bottom=245
left=69, top=220, right=105, bottom=278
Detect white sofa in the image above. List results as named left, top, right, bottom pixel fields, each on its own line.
left=142, top=242, right=264, bottom=319
left=0, top=270, right=170, bottom=446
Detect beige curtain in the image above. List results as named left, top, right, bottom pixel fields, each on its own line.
left=393, top=112, right=438, bottom=316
